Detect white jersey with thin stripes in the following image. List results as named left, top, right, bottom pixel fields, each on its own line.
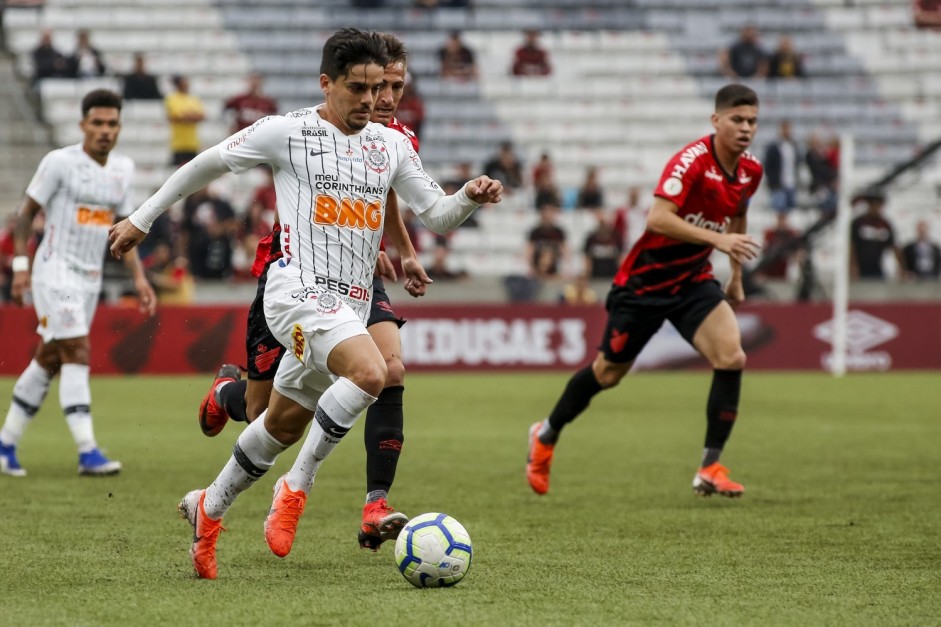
left=218, top=105, right=445, bottom=322
left=27, top=144, right=135, bottom=288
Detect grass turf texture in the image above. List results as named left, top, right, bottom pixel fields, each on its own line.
left=0, top=372, right=938, bottom=626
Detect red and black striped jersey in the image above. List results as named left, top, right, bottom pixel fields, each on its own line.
left=613, top=134, right=763, bottom=296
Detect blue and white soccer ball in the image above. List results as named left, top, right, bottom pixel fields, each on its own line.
left=394, top=512, right=473, bottom=588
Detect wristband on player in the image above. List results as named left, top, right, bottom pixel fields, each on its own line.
left=11, top=256, right=29, bottom=273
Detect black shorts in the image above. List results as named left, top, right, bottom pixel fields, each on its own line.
left=366, top=276, right=405, bottom=328
left=245, top=265, right=285, bottom=381
left=599, top=280, right=726, bottom=363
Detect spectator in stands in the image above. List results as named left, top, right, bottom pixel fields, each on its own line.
left=511, top=30, right=552, bottom=77
left=67, top=30, right=106, bottom=78
left=805, top=132, right=838, bottom=214
left=393, top=74, right=425, bottom=139
left=757, top=213, right=801, bottom=280
left=764, top=120, right=799, bottom=215
left=527, top=204, right=568, bottom=280
left=576, top=166, right=605, bottom=210
left=559, top=274, right=598, bottom=306
left=144, top=242, right=194, bottom=305
left=122, top=52, right=162, bottom=101
left=31, top=29, right=69, bottom=84
left=849, top=189, right=906, bottom=280
left=719, top=25, right=767, bottom=79
left=426, top=236, right=468, bottom=281
left=181, top=185, right=238, bottom=280
left=223, top=72, right=278, bottom=135
left=768, top=36, right=804, bottom=80
left=611, top=185, right=643, bottom=247
left=533, top=153, right=562, bottom=211
left=902, top=219, right=941, bottom=279
left=0, top=213, right=16, bottom=302
left=583, top=212, right=623, bottom=280
left=483, top=141, right=524, bottom=193
left=914, top=0, right=941, bottom=29
left=165, top=75, right=205, bottom=166
left=438, top=31, right=478, bottom=81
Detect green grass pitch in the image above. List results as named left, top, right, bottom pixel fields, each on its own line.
left=0, top=372, right=938, bottom=626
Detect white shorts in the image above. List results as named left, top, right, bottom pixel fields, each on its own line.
left=31, top=280, right=99, bottom=343
left=264, top=266, right=369, bottom=411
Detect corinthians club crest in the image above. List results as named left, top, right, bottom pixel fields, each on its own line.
left=314, top=291, right=342, bottom=315
left=363, top=142, right=389, bottom=173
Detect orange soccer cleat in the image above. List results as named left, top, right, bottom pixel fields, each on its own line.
left=358, top=498, right=408, bottom=551
left=692, top=462, right=745, bottom=498
left=198, top=364, right=241, bottom=437
left=178, top=489, right=226, bottom=579
left=526, top=421, right=555, bottom=495
left=264, top=475, right=308, bottom=558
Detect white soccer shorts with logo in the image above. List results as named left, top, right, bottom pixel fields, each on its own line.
left=263, top=263, right=370, bottom=411
left=31, top=277, right=100, bottom=343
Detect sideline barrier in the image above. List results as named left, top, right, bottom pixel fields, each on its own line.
left=0, top=303, right=938, bottom=374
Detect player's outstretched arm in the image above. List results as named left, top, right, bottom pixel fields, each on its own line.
left=10, top=195, right=42, bottom=306
left=382, top=190, right=432, bottom=297
left=109, top=148, right=230, bottom=258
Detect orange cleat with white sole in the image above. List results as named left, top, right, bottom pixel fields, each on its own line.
left=358, top=498, right=408, bottom=551
left=526, top=421, right=555, bottom=495
left=198, top=364, right=240, bottom=437
left=178, top=489, right=226, bottom=579
left=692, top=462, right=744, bottom=498
left=264, top=475, right=307, bottom=557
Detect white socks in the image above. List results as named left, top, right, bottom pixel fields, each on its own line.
left=284, top=377, right=377, bottom=493
left=60, top=363, right=97, bottom=454
left=203, top=416, right=289, bottom=520
left=0, top=360, right=51, bottom=447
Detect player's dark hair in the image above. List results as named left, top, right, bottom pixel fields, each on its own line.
left=81, top=89, right=123, bottom=117
left=715, top=84, right=759, bottom=110
left=321, top=28, right=390, bottom=80
left=381, top=33, right=408, bottom=66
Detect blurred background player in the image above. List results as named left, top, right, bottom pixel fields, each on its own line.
left=108, top=28, right=501, bottom=579
left=526, top=84, right=763, bottom=498
left=0, top=89, right=156, bottom=478
left=198, top=32, right=431, bottom=552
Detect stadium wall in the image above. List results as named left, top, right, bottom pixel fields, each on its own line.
left=1, top=303, right=939, bottom=374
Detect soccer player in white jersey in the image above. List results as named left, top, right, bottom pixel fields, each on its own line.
left=198, top=33, right=430, bottom=552
left=108, top=29, right=502, bottom=579
left=0, top=89, right=156, bottom=478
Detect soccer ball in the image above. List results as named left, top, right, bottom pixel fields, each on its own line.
left=394, top=512, right=472, bottom=588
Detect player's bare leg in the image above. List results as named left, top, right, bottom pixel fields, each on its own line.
left=245, top=379, right=273, bottom=422
left=360, top=320, right=409, bottom=550
left=266, top=334, right=385, bottom=557
left=691, top=301, right=747, bottom=497
left=528, top=354, right=630, bottom=494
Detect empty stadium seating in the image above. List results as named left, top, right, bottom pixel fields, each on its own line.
left=3, top=0, right=939, bottom=283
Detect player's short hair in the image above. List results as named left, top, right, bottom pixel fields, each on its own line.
left=715, top=84, right=759, bottom=111
left=381, top=33, right=408, bottom=67
left=81, top=89, right=123, bottom=117
left=321, top=28, right=390, bottom=80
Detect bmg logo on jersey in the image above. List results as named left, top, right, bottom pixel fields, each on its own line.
left=313, top=195, right=382, bottom=231
left=76, top=205, right=114, bottom=227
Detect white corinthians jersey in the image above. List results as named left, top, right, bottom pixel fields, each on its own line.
left=28, top=144, right=135, bottom=286
left=219, top=107, right=445, bottom=321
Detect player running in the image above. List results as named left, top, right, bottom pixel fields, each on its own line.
left=526, top=84, right=763, bottom=498
left=109, top=29, right=502, bottom=579
left=0, top=89, right=156, bottom=477
left=196, top=33, right=426, bottom=552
